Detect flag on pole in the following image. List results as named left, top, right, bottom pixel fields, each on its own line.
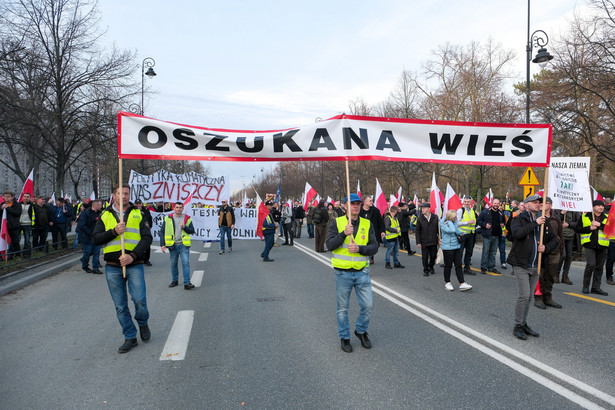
left=443, top=183, right=463, bottom=215
left=591, top=186, right=604, bottom=201
left=86, top=191, right=96, bottom=204
left=255, top=190, right=267, bottom=240
left=413, top=194, right=419, bottom=209
left=604, top=209, right=615, bottom=239
left=396, top=187, right=402, bottom=203
left=242, top=191, right=249, bottom=209
left=326, top=196, right=333, bottom=206
left=389, top=194, right=398, bottom=207
left=18, top=169, right=34, bottom=203
left=275, top=181, right=281, bottom=203
left=429, top=173, right=442, bottom=218
left=357, top=181, right=362, bottom=199
left=50, top=192, right=56, bottom=204
left=312, top=194, right=320, bottom=208
left=303, top=182, right=317, bottom=211
left=482, top=188, right=494, bottom=208
left=0, top=209, right=11, bottom=260
left=374, top=179, right=388, bottom=216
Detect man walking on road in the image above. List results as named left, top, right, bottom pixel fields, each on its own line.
left=326, top=193, right=378, bottom=353
left=218, top=199, right=235, bottom=254
left=478, top=198, right=505, bottom=274
left=261, top=200, right=277, bottom=261
left=161, top=202, right=196, bottom=290
left=77, top=199, right=103, bottom=274
left=92, top=185, right=153, bottom=354
left=415, top=202, right=439, bottom=276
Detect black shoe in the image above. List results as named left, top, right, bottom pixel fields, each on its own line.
left=466, top=270, right=476, bottom=276
left=168, top=281, right=178, bottom=288
left=513, top=325, right=527, bottom=340
left=521, top=323, right=539, bottom=337
left=481, top=269, right=487, bottom=274
left=423, top=272, right=430, bottom=277
left=582, top=287, right=589, bottom=294
left=118, top=338, right=138, bottom=353
left=408, top=250, right=416, bottom=255
left=385, top=262, right=392, bottom=269
left=394, top=263, right=405, bottom=269
left=439, top=263, right=445, bottom=268
left=184, top=283, right=195, bottom=290
left=263, top=258, right=274, bottom=262
left=92, top=269, right=103, bottom=275
left=145, top=261, right=152, bottom=266
left=354, top=330, right=372, bottom=349
left=591, top=288, right=608, bottom=296
left=490, top=268, right=501, bottom=274
left=341, top=339, right=353, bottom=353
left=544, top=299, right=562, bottom=309
left=282, top=243, right=289, bottom=245
left=429, top=268, right=435, bottom=275
left=534, top=300, right=546, bottom=309
left=82, top=267, right=93, bottom=273
left=139, top=325, right=151, bottom=341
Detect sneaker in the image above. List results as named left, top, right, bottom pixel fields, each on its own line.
left=168, top=281, right=178, bottom=288
left=118, top=338, right=138, bottom=353
left=228, top=248, right=232, bottom=253
left=445, top=282, right=454, bottom=291
left=501, top=263, right=507, bottom=269
left=82, top=267, right=93, bottom=273
left=459, top=283, right=473, bottom=291
left=354, top=330, right=372, bottom=349
left=219, top=250, right=225, bottom=255
left=513, top=325, right=527, bottom=340
left=139, top=325, right=151, bottom=341
left=341, top=339, right=353, bottom=353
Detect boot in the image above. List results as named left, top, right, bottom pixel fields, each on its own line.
left=554, top=274, right=560, bottom=284
left=385, top=262, right=392, bottom=269
left=534, top=296, right=546, bottom=309
left=513, top=325, right=527, bottom=340
left=561, top=275, right=573, bottom=285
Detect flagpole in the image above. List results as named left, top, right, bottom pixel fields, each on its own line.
left=537, top=167, right=550, bottom=276
left=118, top=159, right=126, bottom=279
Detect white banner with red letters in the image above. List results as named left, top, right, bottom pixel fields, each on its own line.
left=118, top=112, right=552, bottom=167
left=129, top=170, right=230, bottom=206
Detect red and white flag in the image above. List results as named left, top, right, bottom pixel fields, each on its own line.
left=443, top=183, right=463, bottom=215
left=18, top=168, right=34, bottom=203
left=374, top=179, right=388, bottom=216
left=326, top=196, right=333, bottom=206
left=396, top=187, right=402, bottom=203
left=591, top=186, right=604, bottom=201
left=389, top=194, right=398, bottom=207
left=311, top=194, right=320, bottom=208
left=255, top=191, right=267, bottom=240
left=357, top=181, right=362, bottom=199
left=303, top=182, right=317, bottom=211
left=86, top=191, right=96, bottom=204
left=429, top=173, right=443, bottom=218
left=482, top=188, right=494, bottom=208
left=413, top=194, right=419, bottom=209
left=0, top=209, right=11, bottom=260
left=50, top=192, right=56, bottom=204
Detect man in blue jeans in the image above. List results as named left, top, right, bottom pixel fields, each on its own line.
left=161, top=202, right=196, bottom=290
left=261, top=201, right=277, bottom=262
left=326, top=193, right=378, bottom=353
left=77, top=199, right=102, bottom=274
left=477, top=198, right=505, bottom=274
left=218, top=199, right=235, bottom=254
left=93, top=185, right=153, bottom=354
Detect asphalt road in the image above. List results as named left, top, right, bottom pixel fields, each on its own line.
left=1, top=236, right=614, bottom=409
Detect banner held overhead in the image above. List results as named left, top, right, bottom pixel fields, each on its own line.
left=118, top=112, right=552, bottom=167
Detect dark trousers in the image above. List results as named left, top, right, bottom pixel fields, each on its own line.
left=51, top=223, right=67, bottom=249
left=261, top=234, right=274, bottom=260
left=292, top=220, right=302, bottom=238
left=443, top=248, right=464, bottom=284
left=19, top=225, right=32, bottom=257
left=538, top=252, right=559, bottom=300
left=32, top=225, right=49, bottom=252
left=400, top=231, right=412, bottom=252
left=283, top=223, right=294, bottom=245
left=307, top=223, right=314, bottom=238
left=583, top=247, right=607, bottom=290
left=606, top=241, right=615, bottom=279
left=7, top=228, right=20, bottom=258
left=460, top=232, right=475, bottom=268
left=315, top=224, right=327, bottom=252
left=557, top=238, right=574, bottom=276
left=421, top=244, right=438, bottom=273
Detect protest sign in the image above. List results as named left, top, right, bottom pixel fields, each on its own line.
left=548, top=157, right=592, bottom=212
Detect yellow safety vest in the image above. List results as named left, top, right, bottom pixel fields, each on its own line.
left=580, top=213, right=609, bottom=247
left=385, top=215, right=400, bottom=240
left=100, top=208, right=143, bottom=254
left=331, top=217, right=371, bottom=270
left=459, top=208, right=476, bottom=234
left=262, top=214, right=273, bottom=231
left=164, top=214, right=192, bottom=247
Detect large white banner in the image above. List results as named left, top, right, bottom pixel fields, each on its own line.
left=118, top=112, right=552, bottom=167
left=549, top=157, right=592, bottom=212
left=151, top=207, right=259, bottom=242
left=129, top=170, right=230, bottom=206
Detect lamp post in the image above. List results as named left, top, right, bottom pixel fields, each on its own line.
left=139, top=57, right=157, bottom=172
left=525, top=0, right=553, bottom=123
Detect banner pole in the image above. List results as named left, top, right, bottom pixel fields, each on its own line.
left=537, top=167, right=550, bottom=276
left=345, top=159, right=355, bottom=245
left=119, top=158, right=126, bottom=279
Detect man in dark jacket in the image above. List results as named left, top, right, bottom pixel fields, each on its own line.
left=507, top=195, right=557, bottom=340
left=2, top=191, right=22, bottom=259
left=77, top=199, right=103, bottom=274
left=477, top=198, right=506, bottom=274
left=557, top=209, right=579, bottom=285
left=32, top=195, right=52, bottom=252
left=534, top=198, right=564, bottom=309
left=397, top=202, right=416, bottom=255
left=50, top=198, right=69, bottom=250
left=415, top=202, right=440, bottom=276
left=359, top=195, right=385, bottom=265
left=292, top=201, right=305, bottom=239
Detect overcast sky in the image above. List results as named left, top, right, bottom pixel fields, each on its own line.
left=98, top=0, right=587, bottom=191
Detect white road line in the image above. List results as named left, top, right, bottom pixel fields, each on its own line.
left=204, top=242, right=212, bottom=248
left=293, top=243, right=613, bottom=409
left=159, top=310, right=194, bottom=361
left=192, top=270, right=204, bottom=287
left=198, top=253, right=208, bottom=262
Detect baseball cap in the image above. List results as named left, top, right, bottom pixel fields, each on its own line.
left=523, top=194, right=542, bottom=203
left=344, top=193, right=362, bottom=204
left=265, top=200, right=273, bottom=206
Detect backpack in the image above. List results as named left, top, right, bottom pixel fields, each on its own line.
left=312, top=208, right=323, bottom=224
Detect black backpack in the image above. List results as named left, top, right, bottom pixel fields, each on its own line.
left=312, top=208, right=323, bottom=224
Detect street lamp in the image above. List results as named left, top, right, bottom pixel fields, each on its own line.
left=139, top=57, right=157, bottom=172
left=525, top=1, right=553, bottom=123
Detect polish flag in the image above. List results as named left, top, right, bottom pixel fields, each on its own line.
left=286, top=198, right=293, bottom=209
left=255, top=191, right=267, bottom=240
left=395, top=186, right=402, bottom=203
left=86, top=191, right=96, bottom=204
left=303, top=182, right=317, bottom=211
left=326, top=196, right=333, bottom=206
left=429, top=173, right=442, bottom=218
left=482, top=188, right=494, bottom=208
left=311, top=194, right=320, bottom=208
left=374, top=179, right=388, bottom=216
left=591, top=186, right=604, bottom=201
left=413, top=194, right=419, bottom=209
left=0, top=209, right=11, bottom=260
left=357, top=181, right=362, bottom=199
left=50, top=192, right=56, bottom=204
left=18, top=168, right=34, bottom=202
left=389, top=194, right=398, bottom=207
left=536, top=189, right=544, bottom=197
left=604, top=209, right=615, bottom=239
left=443, top=183, right=463, bottom=215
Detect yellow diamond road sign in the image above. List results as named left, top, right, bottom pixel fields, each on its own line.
left=519, top=167, right=540, bottom=186
left=523, top=186, right=536, bottom=199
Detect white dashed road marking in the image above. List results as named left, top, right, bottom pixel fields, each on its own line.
left=160, top=310, right=194, bottom=361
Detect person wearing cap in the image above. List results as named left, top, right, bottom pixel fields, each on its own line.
left=575, top=199, right=610, bottom=296
left=507, top=194, right=557, bottom=340
left=415, top=202, right=440, bottom=276
left=383, top=206, right=404, bottom=269
left=260, top=201, right=277, bottom=262
left=534, top=197, right=564, bottom=309
left=134, top=199, right=153, bottom=266
left=326, top=193, right=378, bottom=353
left=397, top=202, right=416, bottom=255
left=218, top=199, right=235, bottom=254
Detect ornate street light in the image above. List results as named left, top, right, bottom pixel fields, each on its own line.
left=141, top=57, right=157, bottom=116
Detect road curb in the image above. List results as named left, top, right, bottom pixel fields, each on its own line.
left=0, top=255, right=81, bottom=297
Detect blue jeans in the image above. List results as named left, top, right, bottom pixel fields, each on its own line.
left=169, top=244, right=191, bottom=284
left=334, top=267, right=373, bottom=339
left=105, top=264, right=149, bottom=339
left=499, top=235, right=507, bottom=264
left=261, top=234, right=274, bottom=260
left=307, top=223, right=314, bottom=238
left=19, top=225, right=31, bottom=256
left=220, top=225, right=232, bottom=251
left=72, top=232, right=79, bottom=249
left=81, top=242, right=101, bottom=269
left=385, top=237, right=400, bottom=264
left=481, top=235, right=499, bottom=270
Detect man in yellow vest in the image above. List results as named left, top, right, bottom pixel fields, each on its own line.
left=92, top=185, right=153, bottom=354
left=326, top=193, right=378, bottom=353
left=160, top=202, right=196, bottom=290
left=457, top=197, right=477, bottom=275
left=384, top=206, right=404, bottom=269
left=576, top=199, right=609, bottom=296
